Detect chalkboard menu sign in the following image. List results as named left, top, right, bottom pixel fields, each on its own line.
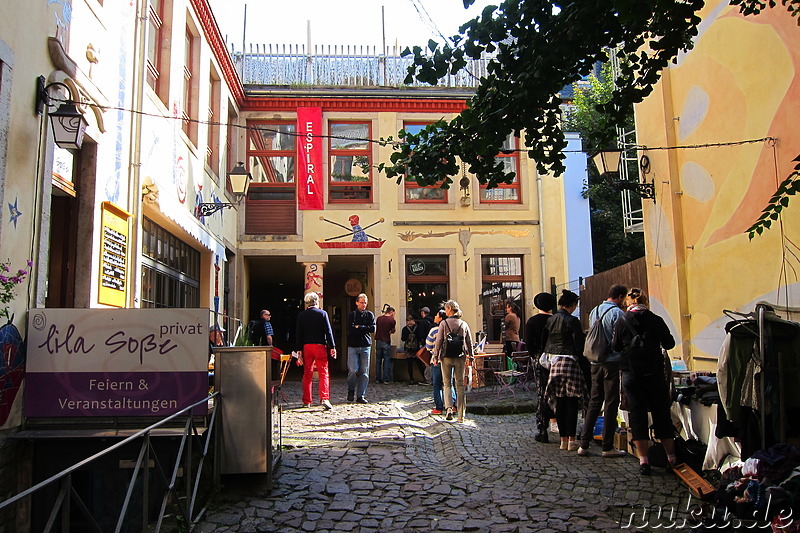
left=98, top=202, right=131, bottom=307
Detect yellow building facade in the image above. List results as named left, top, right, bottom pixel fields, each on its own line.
left=634, top=2, right=800, bottom=369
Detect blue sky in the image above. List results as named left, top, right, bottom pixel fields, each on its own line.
left=208, top=0, right=496, bottom=52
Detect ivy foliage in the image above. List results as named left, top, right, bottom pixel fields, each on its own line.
left=380, top=0, right=707, bottom=188
left=747, top=156, right=800, bottom=239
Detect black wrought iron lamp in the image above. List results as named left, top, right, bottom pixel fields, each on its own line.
left=197, top=162, right=252, bottom=216
left=35, top=76, right=88, bottom=151
left=592, top=149, right=655, bottom=200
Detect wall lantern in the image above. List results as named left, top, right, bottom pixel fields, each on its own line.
left=459, top=164, right=471, bottom=207
left=592, top=149, right=655, bottom=200
left=35, top=76, right=88, bottom=151
left=197, top=162, right=252, bottom=216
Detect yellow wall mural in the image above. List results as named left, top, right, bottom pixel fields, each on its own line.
left=635, top=2, right=800, bottom=368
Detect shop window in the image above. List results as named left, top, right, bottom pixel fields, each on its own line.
left=479, top=135, right=521, bottom=204
left=245, top=121, right=297, bottom=235
left=480, top=255, right=524, bottom=342
left=146, top=0, right=171, bottom=106
left=402, top=123, right=447, bottom=204
left=329, top=122, right=372, bottom=203
left=405, top=256, right=449, bottom=317
left=141, top=217, right=201, bottom=308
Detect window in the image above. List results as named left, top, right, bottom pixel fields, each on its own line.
left=245, top=121, right=297, bottom=235
left=480, top=256, right=524, bottom=341
left=479, top=135, right=521, bottom=204
left=329, top=122, right=371, bottom=203
left=182, top=25, right=199, bottom=144
left=206, top=67, right=221, bottom=175
left=403, top=123, right=447, bottom=204
left=141, top=217, right=201, bottom=308
left=224, top=104, right=237, bottom=195
left=146, top=0, right=170, bottom=105
left=405, top=256, right=449, bottom=316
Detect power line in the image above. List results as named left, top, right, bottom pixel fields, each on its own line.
left=59, top=97, right=776, bottom=155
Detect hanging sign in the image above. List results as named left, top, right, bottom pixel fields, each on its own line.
left=297, top=107, right=324, bottom=210
left=345, top=278, right=363, bottom=297
left=98, top=202, right=131, bottom=307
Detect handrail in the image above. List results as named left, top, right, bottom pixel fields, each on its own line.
left=0, top=393, right=219, bottom=532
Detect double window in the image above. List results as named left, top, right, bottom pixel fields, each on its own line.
left=405, top=256, right=449, bottom=317
left=479, top=135, right=521, bottom=204
left=245, top=122, right=297, bottom=234
left=206, top=67, right=221, bottom=176
left=403, top=122, right=447, bottom=204
left=329, top=122, right=371, bottom=203
left=182, top=25, right=199, bottom=144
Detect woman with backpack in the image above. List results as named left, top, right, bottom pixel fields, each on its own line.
left=434, top=300, right=475, bottom=422
left=542, top=290, right=587, bottom=451
left=611, top=288, right=677, bottom=475
left=401, top=315, right=426, bottom=385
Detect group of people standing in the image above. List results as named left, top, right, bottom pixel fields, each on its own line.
left=527, top=285, right=677, bottom=475
left=295, top=293, right=475, bottom=422
left=294, top=284, right=678, bottom=474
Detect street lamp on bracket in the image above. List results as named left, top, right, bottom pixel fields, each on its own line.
left=35, top=76, right=88, bottom=151
left=197, top=162, right=252, bottom=216
left=592, top=149, right=655, bottom=200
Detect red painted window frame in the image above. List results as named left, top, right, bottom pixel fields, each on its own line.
left=403, top=121, right=448, bottom=204
left=479, top=136, right=522, bottom=204
left=328, top=121, right=373, bottom=204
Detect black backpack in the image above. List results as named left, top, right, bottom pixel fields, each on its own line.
left=442, top=319, right=465, bottom=358
left=621, top=316, right=651, bottom=375
left=248, top=320, right=262, bottom=345
left=403, top=325, right=420, bottom=353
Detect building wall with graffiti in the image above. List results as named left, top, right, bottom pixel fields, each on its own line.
left=634, top=2, right=800, bottom=368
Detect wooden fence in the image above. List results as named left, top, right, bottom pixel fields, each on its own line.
left=579, top=256, right=648, bottom=328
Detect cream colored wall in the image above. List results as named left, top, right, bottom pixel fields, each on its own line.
left=239, top=107, right=573, bottom=342
left=0, top=0, right=62, bottom=321
left=635, top=1, right=800, bottom=369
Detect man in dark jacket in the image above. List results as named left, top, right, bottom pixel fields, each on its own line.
left=347, top=293, right=376, bottom=404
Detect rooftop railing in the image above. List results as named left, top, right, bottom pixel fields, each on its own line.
left=232, top=44, right=491, bottom=87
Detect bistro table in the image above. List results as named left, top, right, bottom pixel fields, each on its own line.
left=471, top=352, right=506, bottom=390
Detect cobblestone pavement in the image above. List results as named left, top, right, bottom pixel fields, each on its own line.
left=197, top=379, right=691, bottom=532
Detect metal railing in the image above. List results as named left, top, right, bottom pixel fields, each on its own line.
left=233, top=43, right=492, bottom=87
left=0, top=394, right=219, bottom=532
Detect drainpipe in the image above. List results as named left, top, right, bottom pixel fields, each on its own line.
left=127, top=0, right=148, bottom=308
left=537, top=173, right=548, bottom=292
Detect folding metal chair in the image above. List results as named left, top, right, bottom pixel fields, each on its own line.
left=276, top=352, right=291, bottom=403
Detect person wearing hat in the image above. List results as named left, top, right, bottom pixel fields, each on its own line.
left=525, top=292, right=557, bottom=442
left=209, top=324, right=225, bottom=349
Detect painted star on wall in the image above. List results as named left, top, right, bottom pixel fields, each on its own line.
left=8, top=198, right=22, bottom=228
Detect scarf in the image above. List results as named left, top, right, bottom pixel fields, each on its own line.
left=627, top=304, right=647, bottom=312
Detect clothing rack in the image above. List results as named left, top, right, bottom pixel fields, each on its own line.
left=722, top=303, right=795, bottom=449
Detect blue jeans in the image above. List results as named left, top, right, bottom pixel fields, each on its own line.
left=375, top=340, right=392, bottom=382
left=347, top=346, right=371, bottom=398
left=431, top=363, right=457, bottom=411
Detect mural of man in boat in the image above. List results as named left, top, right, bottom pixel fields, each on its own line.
left=317, top=215, right=385, bottom=249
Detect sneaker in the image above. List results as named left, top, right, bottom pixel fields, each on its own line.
left=639, top=463, right=652, bottom=476
left=577, top=447, right=590, bottom=456
left=347, top=390, right=355, bottom=403
left=534, top=433, right=549, bottom=444
left=446, top=408, right=454, bottom=421
left=568, top=441, right=580, bottom=451
left=430, top=409, right=443, bottom=415
left=321, top=400, right=332, bottom=410
left=549, top=421, right=559, bottom=433
left=375, top=380, right=383, bottom=384
left=559, top=440, right=568, bottom=450
left=356, top=397, right=368, bottom=404
left=303, top=403, right=312, bottom=408
left=601, top=449, right=627, bottom=458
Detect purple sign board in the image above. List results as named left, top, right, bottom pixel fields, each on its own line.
left=25, top=309, right=209, bottom=417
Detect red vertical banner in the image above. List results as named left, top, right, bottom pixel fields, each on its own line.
left=297, top=107, right=324, bottom=210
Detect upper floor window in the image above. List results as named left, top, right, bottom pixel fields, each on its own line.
left=182, top=25, right=199, bottom=144
left=206, top=67, right=221, bottom=176
left=146, top=0, right=170, bottom=105
left=479, top=135, right=521, bottom=204
left=329, top=122, right=371, bottom=203
left=247, top=122, right=296, bottom=184
left=403, top=122, right=447, bottom=204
